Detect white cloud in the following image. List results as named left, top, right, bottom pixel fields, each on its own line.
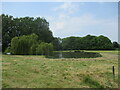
left=45, top=14, right=117, bottom=41
left=53, top=2, right=79, bottom=14
left=46, top=2, right=118, bottom=41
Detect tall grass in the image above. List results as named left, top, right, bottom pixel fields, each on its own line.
left=82, top=75, right=104, bottom=88
left=2, top=51, right=118, bottom=88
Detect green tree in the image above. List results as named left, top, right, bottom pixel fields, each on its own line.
left=2, top=14, right=14, bottom=52
left=11, top=37, right=19, bottom=54
left=52, top=37, right=62, bottom=51
left=62, top=35, right=113, bottom=50
left=62, top=36, right=79, bottom=50
left=10, top=34, right=38, bottom=55
left=2, top=14, right=54, bottom=52
left=36, top=43, right=44, bottom=55
left=96, top=35, right=113, bottom=50
left=113, top=41, right=119, bottom=48
left=36, top=42, right=53, bottom=55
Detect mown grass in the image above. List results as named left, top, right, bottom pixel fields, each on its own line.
left=2, top=50, right=118, bottom=88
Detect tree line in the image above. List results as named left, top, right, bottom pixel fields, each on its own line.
left=1, top=14, right=119, bottom=55
left=2, top=14, right=54, bottom=52
left=62, top=35, right=119, bottom=50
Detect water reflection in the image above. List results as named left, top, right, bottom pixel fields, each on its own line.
left=46, top=51, right=102, bottom=59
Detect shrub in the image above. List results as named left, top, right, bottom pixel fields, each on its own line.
left=36, top=42, right=53, bottom=55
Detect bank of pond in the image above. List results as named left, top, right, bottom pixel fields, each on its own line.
left=5, top=50, right=102, bottom=59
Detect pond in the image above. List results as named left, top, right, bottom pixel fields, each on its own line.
left=45, top=51, right=102, bottom=59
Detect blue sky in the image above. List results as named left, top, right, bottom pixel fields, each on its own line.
left=2, top=2, right=118, bottom=42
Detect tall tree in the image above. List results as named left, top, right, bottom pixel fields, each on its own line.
left=113, top=41, right=119, bottom=48
left=62, top=35, right=113, bottom=50
left=11, top=34, right=38, bottom=55
left=52, top=37, right=62, bottom=51
left=2, top=14, right=54, bottom=52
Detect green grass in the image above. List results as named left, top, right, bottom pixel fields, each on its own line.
left=2, top=50, right=118, bottom=88
left=82, top=75, right=104, bottom=88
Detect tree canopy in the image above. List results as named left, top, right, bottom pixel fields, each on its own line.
left=1, top=14, right=119, bottom=53
left=8, top=33, right=53, bottom=55
left=112, top=41, right=119, bottom=48
left=2, top=14, right=54, bottom=52
left=62, top=35, right=114, bottom=50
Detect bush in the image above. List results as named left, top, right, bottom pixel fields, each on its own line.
left=36, top=42, right=53, bottom=55
left=30, top=44, right=38, bottom=55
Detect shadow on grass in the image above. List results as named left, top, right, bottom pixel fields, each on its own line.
left=82, top=75, right=104, bottom=88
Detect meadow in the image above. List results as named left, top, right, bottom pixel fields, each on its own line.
left=2, top=50, right=118, bottom=88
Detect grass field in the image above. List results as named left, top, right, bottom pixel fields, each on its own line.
left=2, top=50, right=118, bottom=88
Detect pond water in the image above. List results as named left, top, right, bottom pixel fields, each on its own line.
left=45, top=51, right=102, bottom=59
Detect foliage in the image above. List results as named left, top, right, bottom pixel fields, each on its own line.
left=36, top=42, right=53, bottom=55
left=4, top=47, right=11, bottom=54
left=113, top=41, right=119, bottom=48
left=52, top=37, right=62, bottom=51
left=30, top=44, right=38, bottom=55
left=11, top=34, right=38, bottom=55
left=62, top=35, right=114, bottom=50
left=2, top=14, right=118, bottom=51
left=2, top=14, right=54, bottom=52
left=10, top=33, right=53, bottom=55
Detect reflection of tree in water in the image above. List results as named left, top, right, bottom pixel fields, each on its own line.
left=48, top=51, right=102, bottom=59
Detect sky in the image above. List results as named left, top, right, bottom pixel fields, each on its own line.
left=1, top=2, right=118, bottom=42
